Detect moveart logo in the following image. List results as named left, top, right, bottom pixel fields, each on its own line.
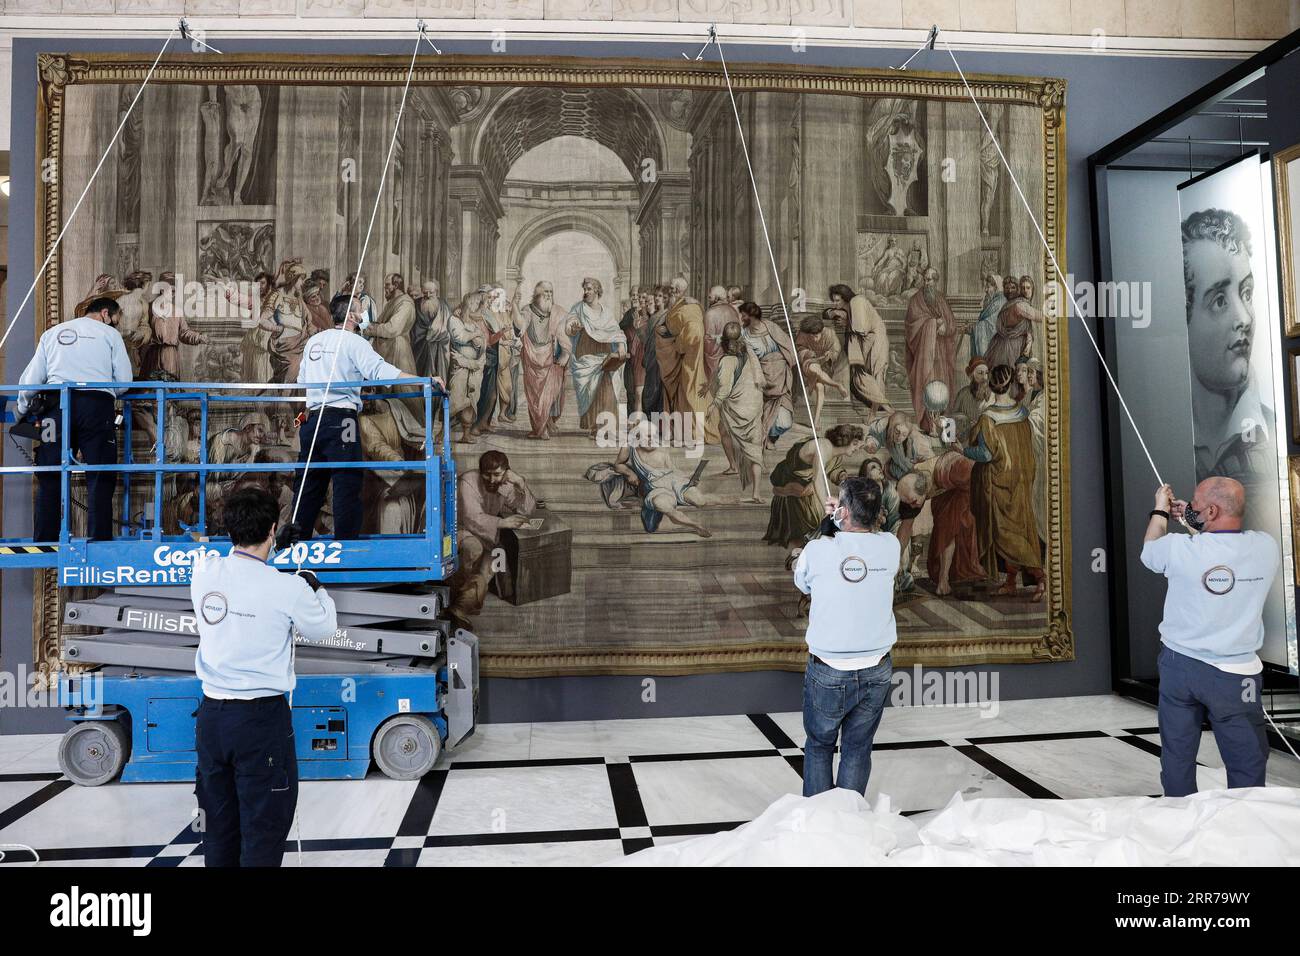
left=200, top=591, right=229, bottom=626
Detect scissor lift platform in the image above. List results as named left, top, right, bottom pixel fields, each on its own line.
left=57, top=584, right=479, bottom=784
left=0, top=380, right=479, bottom=784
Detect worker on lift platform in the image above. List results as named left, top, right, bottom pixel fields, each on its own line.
left=17, top=296, right=133, bottom=542
left=285, top=292, right=440, bottom=543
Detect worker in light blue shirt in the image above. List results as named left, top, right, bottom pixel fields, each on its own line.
left=17, top=296, right=133, bottom=541
left=1141, top=477, right=1279, bottom=797
left=288, top=293, right=418, bottom=541
left=792, top=476, right=900, bottom=798
left=192, top=486, right=337, bottom=867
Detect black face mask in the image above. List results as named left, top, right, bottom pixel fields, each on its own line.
left=1183, top=505, right=1206, bottom=533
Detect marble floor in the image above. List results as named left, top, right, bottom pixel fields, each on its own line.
left=2, top=693, right=1299, bottom=867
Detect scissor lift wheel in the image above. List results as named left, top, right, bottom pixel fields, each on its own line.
left=372, top=714, right=442, bottom=780
left=59, top=721, right=130, bottom=786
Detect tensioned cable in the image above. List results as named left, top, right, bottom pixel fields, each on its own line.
left=942, top=39, right=1300, bottom=761
left=710, top=28, right=834, bottom=503
left=280, top=24, right=428, bottom=866
left=0, top=23, right=180, bottom=353
left=179, top=17, right=224, bottom=54
left=290, top=30, right=424, bottom=535
left=1264, top=706, right=1300, bottom=762
left=942, top=39, right=1164, bottom=487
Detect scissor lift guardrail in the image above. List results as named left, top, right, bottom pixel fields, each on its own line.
left=0, top=378, right=459, bottom=585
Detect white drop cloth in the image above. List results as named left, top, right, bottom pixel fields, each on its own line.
left=611, top=787, right=1300, bottom=866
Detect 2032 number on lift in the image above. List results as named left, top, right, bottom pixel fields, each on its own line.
left=271, top=541, right=344, bottom=566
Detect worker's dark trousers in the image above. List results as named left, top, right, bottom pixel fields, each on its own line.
left=291, top=407, right=362, bottom=540
left=195, top=695, right=297, bottom=867
left=1157, top=644, right=1269, bottom=797
left=34, top=392, right=117, bottom=541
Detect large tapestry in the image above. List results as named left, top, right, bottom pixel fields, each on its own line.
left=33, top=52, right=1071, bottom=676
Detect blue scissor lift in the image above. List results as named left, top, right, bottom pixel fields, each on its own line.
left=0, top=378, right=478, bottom=785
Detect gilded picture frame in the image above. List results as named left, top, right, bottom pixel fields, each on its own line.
left=1290, top=456, right=1300, bottom=587
left=1273, top=141, right=1300, bottom=338
left=32, top=51, right=1071, bottom=678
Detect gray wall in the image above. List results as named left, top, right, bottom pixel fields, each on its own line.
left=3, top=36, right=1236, bottom=730
left=1106, top=169, right=1199, bottom=680
left=1265, top=51, right=1300, bottom=176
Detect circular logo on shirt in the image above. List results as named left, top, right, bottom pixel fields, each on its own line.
left=840, top=556, right=868, bottom=583
left=1202, top=565, right=1236, bottom=596
left=56, top=328, right=78, bottom=346
left=308, top=343, right=324, bottom=361
left=199, top=591, right=229, bottom=625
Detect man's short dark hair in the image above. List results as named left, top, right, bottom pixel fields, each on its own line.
left=330, top=294, right=352, bottom=326
left=828, top=284, right=855, bottom=304
left=222, top=487, right=280, bottom=546
left=479, top=450, right=509, bottom=473
left=839, top=476, right=883, bottom=530
left=85, top=297, right=121, bottom=318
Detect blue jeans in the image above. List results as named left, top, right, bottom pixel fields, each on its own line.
left=802, top=653, right=893, bottom=797
left=1157, top=644, right=1268, bottom=797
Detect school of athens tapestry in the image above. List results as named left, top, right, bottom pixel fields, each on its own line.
left=33, top=52, right=1071, bottom=677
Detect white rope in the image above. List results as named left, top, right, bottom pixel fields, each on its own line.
left=289, top=30, right=423, bottom=534
left=942, top=39, right=1164, bottom=487
left=418, top=20, right=443, bottom=55
left=1264, top=705, right=1300, bottom=762
left=939, top=39, right=1300, bottom=761
left=890, top=24, right=938, bottom=71
left=282, top=24, right=428, bottom=869
left=0, top=24, right=179, bottom=353
left=179, top=18, right=224, bottom=55
left=710, top=29, right=834, bottom=502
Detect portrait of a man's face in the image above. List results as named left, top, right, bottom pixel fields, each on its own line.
left=1183, top=218, right=1255, bottom=395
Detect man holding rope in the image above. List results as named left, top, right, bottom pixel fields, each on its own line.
left=1142, top=478, right=1278, bottom=795
left=286, top=293, right=440, bottom=542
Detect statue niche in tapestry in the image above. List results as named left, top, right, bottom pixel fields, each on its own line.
left=199, top=84, right=279, bottom=207
left=865, top=98, right=927, bottom=218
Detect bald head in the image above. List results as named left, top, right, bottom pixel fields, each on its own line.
left=1191, top=476, right=1246, bottom=530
